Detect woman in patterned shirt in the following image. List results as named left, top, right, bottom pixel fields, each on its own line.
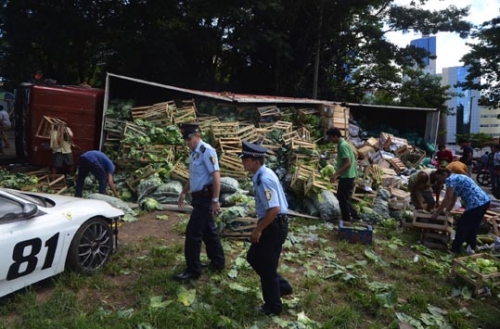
left=431, top=168, right=491, bottom=254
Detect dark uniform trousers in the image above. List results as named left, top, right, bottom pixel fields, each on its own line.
left=185, top=191, right=225, bottom=275
left=247, top=215, right=291, bottom=313
left=75, top=157, right=108, bottom=197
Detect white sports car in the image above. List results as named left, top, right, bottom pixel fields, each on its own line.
left=0, top=188, right=124, bottom=298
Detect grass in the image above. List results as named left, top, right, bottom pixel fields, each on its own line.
left=1, top=217, right=500, bottom=329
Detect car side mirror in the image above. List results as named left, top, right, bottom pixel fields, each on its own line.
left=23, top=203, right=39, bottom=218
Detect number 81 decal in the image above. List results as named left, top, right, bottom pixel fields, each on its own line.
left=7, top=233, right=60, bottom=281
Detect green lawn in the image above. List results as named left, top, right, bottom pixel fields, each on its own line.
left=1, top=217, right=499, bottom=329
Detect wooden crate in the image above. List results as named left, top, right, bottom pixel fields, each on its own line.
left=298, top=108, right=319, bottom=124
left=291, top=139, right=316, bottom=151
left=357, top=145, right=375, bottom=160
left=400, top=148, right=427, bottom=168
left=421, top=230, right=451, bottom=250
left=412, top=210, right=453, bottom=231
left=221, top=217, right=258, bottom=239
left=236, top=124, right=256, bottom=141
left=296, top=127, right=311, bottom=141
left=170, top=162, right=189, bottom=183
left=140, top=145, right=176, bottom=164
left=272, top=121, right=293, bottom=134
left=125, top=165, right=156, bottom=192
left=123, top=121, right=148, bottom=137
left=211, top=122, right=240, bottom=139
left=197, top=116, right=220, bottom=129
left=257, top=105, right=280, bottom=119
left=304, top=172, right=331, bottom=195
left=290, top=165, right=316, bottom=192
left=219, top=153, right=245, bottom=173
left=390, top=188, right=410, bottom=204
left=258, top=137, right=280, bottom=155
left=351, top=186, right=377, bottom=205
left=364, top=137, right=381, bottom=150
left=451, top=253, right=500, bottom=296
left=173, top=107, right=196, bottom=124
left=486, top=215, right=500, bottom=236
left=35, top=116, right=67, bottom=139
left=217, top=138, right=242, bottom=154
left=282, top=131, right=300, bottom=146
left=379, top=132, right=393, bottom=150
left=387, top=157, right=406, bottom=173
left=288, top=153, right=319, bottom=169
left=22, top=174, right=68, bottom=194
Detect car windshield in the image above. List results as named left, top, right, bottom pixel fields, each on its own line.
left=2, top=189, right=45, bottom=206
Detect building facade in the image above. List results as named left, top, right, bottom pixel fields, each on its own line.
left=441, top=66, right=481, bottom=144
left=480, top=106, right=500, bottom=139
left=410, top=36, right=436, bottom=75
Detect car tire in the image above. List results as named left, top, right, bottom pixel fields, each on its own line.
left=66, top=217, right=113, bottom=275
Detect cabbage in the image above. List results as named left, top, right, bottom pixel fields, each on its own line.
left=320, top=164, right=335, bottom=178
left=140, top=197, right=162, bottom=211
left=476, top=258, right=492, bottom=268
left=120, top=190, right=133, bottom=201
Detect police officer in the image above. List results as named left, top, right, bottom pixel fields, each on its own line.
left=240, top=140, right=292, bottom=315
left=175, top=123, right=225, bottom=281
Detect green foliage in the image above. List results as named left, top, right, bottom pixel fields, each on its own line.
left=455, top=132, right=494, bottom=148
left=0, top=0, right=473, bottom=101
left=460, top=16, right=500, bottom=108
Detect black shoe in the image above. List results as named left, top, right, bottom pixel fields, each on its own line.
left=255, top=305, right=281, bottom=316
left=201, top=263, right=224, bottom=272
left=173, top=271, right=200, bottom=281
left=280, top=287, right=293, bottom=297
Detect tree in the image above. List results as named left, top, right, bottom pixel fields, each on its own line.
left=0, top=0, right=474, bottom=98
left=460, top=16, right=500, bottom=108
left=0, top=0, right=124, bottom=86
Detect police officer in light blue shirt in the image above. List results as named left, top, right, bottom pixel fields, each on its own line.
left=175, top=123, right=225, bottom=281
left=240, top=140, right=292, bottom=316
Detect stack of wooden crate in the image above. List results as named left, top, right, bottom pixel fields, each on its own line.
left=320, top=104, right=349, bottom=137
left=412, top=210, right=454, bottom=250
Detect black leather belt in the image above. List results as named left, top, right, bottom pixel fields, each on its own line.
left=191, top=184, right=213, bottom=198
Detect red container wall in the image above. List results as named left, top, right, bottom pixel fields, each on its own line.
left=27, top=85, right=104, bottom=167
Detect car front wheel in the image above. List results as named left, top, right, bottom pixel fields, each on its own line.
left=66, top=217, right=113, bottom=275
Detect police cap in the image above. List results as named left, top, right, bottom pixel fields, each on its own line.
left=239, top=140, right=267, bottom=158
left=178, top=123, right=200, bottom=139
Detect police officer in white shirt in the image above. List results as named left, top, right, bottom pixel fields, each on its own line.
left=240, top=140, right=292, bottom=315
left=175, top=123, right=225, bottom=281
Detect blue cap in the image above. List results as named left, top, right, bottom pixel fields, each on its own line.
left=178, top=123, right=200, bottom=139
left=239, top=140, right=267, bottom=158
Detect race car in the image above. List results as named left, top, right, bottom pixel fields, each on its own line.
left=0, top=188, right=124, bottom=298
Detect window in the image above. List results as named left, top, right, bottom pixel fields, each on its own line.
left=0, top=196, right=23, bottom=221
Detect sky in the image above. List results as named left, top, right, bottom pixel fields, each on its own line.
left=385, top=0, right=500, bottom=74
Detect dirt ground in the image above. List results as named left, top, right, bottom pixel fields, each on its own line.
left=119, top=210, right=185, bottom=244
